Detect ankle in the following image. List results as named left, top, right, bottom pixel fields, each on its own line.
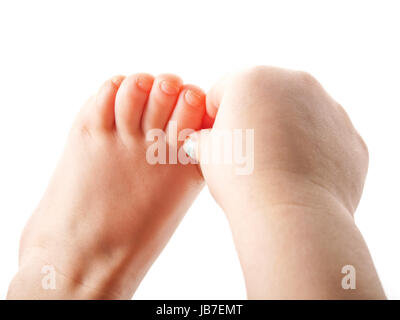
left=10, top=243, right=137, bottom=299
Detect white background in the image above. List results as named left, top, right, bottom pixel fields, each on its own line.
left=0, top=0, right=399, bottom=299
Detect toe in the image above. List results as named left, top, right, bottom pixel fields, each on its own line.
left=115, top=73, right=154, bottom=138
left=92, top=75, right=124, bottom=130
left=141, top=74, right=183, bottom=134
left=165, top=84, right=206, bottom=148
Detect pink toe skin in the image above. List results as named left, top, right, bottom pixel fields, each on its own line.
left=141, top=74, right=183, bottom=134
left=114, top=73, right=154, bottom=139
left=93, top=75, right=125, bottom=130
left=166, top=84, right=206, bottom=147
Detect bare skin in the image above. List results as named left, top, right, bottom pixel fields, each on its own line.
left=8, top=66, right=385, bottom=300
left=7, top=73, right=206, bottom=299
left=190, top=66, right=386, bottom=299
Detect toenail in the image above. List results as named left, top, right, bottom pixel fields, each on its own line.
left=111, top=76, right=124, bottom=87
left=160, top=80, right=180, bottom=95
left=136, top=76, right=153, bottom=92
left=185, top=90, right=202, bottom=106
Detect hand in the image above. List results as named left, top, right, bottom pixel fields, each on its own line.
left=185, top=66, right=383, bottom=299
left=191, top=66, right=368, bottom=217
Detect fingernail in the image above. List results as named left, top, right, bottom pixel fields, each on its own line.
left=183, top=136, right=196, bottom=160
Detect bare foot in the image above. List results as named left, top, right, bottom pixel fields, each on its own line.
left=8, top=73, right=205, bottom=299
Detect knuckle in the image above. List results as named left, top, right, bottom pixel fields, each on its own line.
left=230, top=65, right=286, bottom=96
left=236, top=65, right=278, bottom=85
left=296, top=70, right=318, bottom=84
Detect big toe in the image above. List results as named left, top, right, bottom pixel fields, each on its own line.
left=114, top=73, right=154, bottom=140
left=84, top=75, right=124, bottom=131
